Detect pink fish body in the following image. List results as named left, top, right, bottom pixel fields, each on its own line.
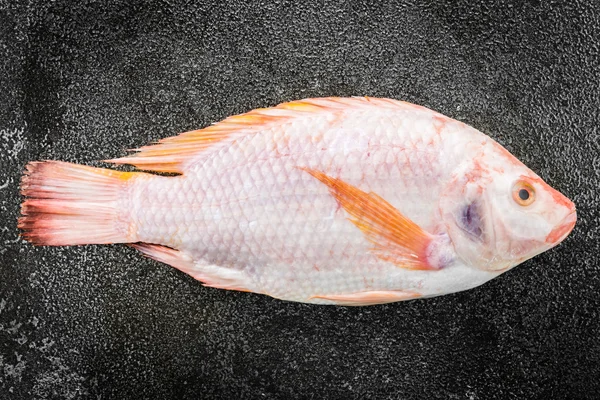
left=19, top=97, right=576, bottom=305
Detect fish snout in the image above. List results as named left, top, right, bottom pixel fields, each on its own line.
left=545, top=209, right=577, bottom=244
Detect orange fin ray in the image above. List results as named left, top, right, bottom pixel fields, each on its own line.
left=106, top=97, right=437, bottom=174
left=302, top=168, right=436, bottom=270
left=19, top=161, right=138, bottom=246
left=311, top=291, right=420, bottom=306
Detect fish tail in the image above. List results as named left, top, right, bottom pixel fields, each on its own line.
left=19, top=161, right=138, bottom=246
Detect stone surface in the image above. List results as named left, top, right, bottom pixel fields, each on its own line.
left=1, top=0, right=599, bottom=398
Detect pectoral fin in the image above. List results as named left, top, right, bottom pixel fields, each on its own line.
left=302, top=168, right=436, bottom=270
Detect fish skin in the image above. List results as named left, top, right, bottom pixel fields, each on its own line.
left=19, top=97, right=576, bottom=305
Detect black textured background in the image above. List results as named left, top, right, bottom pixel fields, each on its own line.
left=1, top=1, right=599, bottom=399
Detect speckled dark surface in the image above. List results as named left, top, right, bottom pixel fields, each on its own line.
left=1, top=1, right=599, bottom=399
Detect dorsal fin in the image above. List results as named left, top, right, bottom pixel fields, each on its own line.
left=106, top=97, right=434, bottom=174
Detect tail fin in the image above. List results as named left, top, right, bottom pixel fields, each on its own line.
left=19, top=161, right=138, bottom=246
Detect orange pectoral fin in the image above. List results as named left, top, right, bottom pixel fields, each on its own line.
left=310, top=291, right=421, bottom=306
left=302, top=168, right=436, bottom=270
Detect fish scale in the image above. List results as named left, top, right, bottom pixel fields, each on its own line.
left=19, top=97, right=576, bottom=306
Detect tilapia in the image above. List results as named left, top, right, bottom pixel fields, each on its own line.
left=19, top=97, right=576, bottom=305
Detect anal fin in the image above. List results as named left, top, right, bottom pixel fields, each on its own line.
left=310, top=290, right=420, bottom=306
left=130, top=243, right=251, bottom=292
left=130, top=243, right=195, bottom=273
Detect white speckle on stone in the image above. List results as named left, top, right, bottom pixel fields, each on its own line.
left=0, top=126, right=26, bottom=159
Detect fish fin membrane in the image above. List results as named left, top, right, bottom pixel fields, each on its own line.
left=105, top=97, right=438, bottom=174
left=310, top=290, right=420, bottom=306
left=129, top=243, right=195, bottom=273
left=19, top=161, right=138, bottom=246
left=302, top=168, right=437, bottom=270
left=131, top=243, right=252, bottom=292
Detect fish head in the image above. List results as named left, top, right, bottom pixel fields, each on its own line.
left=440, top=141, right=576, bottom=272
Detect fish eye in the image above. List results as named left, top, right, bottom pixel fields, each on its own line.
left=512, top=181, right=536, bottom=206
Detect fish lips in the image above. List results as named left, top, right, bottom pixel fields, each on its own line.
left=545, top=210, right=577, bottom=245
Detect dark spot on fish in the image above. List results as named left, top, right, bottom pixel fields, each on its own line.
left=459, top=202, right=484, bottom=241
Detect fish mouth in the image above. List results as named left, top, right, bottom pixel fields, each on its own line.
left=545, top=211, right=577, bottom=244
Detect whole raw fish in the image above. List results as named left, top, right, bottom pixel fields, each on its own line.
left=19, top=97, right=576, bottom=305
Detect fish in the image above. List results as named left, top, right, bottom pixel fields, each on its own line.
left=18, top=97, right=577, bottom=306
